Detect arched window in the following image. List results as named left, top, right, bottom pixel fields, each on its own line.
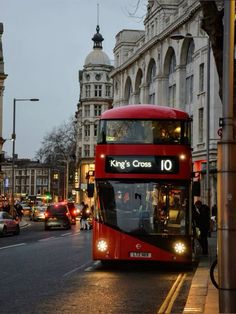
left=168, top=52, right=176, bottom=106
left=124, top=77, right=133, bottom=104
left=187, top=40, right=194, bottom=64
left=169, top=53, right=176, bottom=74
left=185, top=40, right=194, bottom=105
left=135, top=69, right=143, bottom=104
left=147, top=59, right=156, bottom=104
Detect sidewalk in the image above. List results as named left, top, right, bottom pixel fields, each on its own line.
left=183, top=232, right=218, bottom=314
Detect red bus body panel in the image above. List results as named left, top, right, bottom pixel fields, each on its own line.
left=93, top=221, right=192, bottom=263
left=101, top=104, right=189, bottom=120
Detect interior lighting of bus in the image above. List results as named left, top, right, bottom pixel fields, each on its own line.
left=97, top=239, right=108, bottom=252
left=174, top=242, right=186, bottom=254
left=174, top=126, right=181, bottom=133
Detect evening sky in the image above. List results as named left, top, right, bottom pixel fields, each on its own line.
left=1, top=0, right=145, bottom=158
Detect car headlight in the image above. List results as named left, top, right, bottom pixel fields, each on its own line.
left=97, top=239, right=108, bottom=252
left=174, top=242, right=186, bottom=254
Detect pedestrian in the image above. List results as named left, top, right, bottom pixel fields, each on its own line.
left=193, top=200, right=210, bottom=255
left=80, top=203, right=90, bottom=230
left=14, top=202, right=23, bottom=221
left=211, top=204, right=218, bottom=231
left=2, top=201, right=10, bottom=213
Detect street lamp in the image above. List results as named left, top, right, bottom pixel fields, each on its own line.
left=64, top=158, right=69, bottom=201
left=56, top=156, right=72, bottom=201
left=11, top=98, right=39, bottom=214
left=171, top=34, right=211, bottom=207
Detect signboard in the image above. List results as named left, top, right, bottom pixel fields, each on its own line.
left=218, top=128, right=223, bottom=138
left=106, top=156, right=179, bottom=174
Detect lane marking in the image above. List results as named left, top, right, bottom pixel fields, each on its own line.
left=62, top=261, right=93, bottom=277
left=20, top=223, right=31, bottom=229
left=35, top=231, right=81, bottom=242
left=38, top=237, right=56, bottom=242
left=60, top=231, right=81, bottom=237
left=85, top=261, right=100, bottom=272
left=61, top=232, right=72, bottom=237
left=166, top=273, right=186, bottom=313
left=0, top=243, right=26, bottom=250
left=157, top=273, right=187, bottom=314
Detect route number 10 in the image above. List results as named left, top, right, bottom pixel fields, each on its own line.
left=161, top=159, right=173, bottom=171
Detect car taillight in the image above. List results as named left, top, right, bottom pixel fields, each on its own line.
left=45, top=212, right=48, bottom=218
left=73, top=210, right=77, bottom=215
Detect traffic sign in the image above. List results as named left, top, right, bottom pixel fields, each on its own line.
left=218, top=128, right=222, bottom=138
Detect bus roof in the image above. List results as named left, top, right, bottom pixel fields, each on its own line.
left=101, top=104, right=190, bottom=120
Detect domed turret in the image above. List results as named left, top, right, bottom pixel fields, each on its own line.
left=84, top=25, right=111, bottom=66
left=92, top=25, right=104, bottom=49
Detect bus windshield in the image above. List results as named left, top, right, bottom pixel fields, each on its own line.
left=96, top=180, right=189, bottom=236
left=98, top=119, right=190, bottom=144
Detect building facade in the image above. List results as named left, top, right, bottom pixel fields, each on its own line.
left=1, top=158, right=51, bottom=200
left=110, top=0, right=222, bottom=208
left=74, top=0, right=222, bottom=208
left=75, top=25, right=113, bottom=204
left=1, top=157, right=67, bottom=203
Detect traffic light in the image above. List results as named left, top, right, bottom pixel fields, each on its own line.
left=45, top=191, right=51, bottom=201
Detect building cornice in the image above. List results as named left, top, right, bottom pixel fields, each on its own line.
left=111, top=1, right=201, bottom=77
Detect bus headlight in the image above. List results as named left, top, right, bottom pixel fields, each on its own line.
left=174, top=242, right=186, bottom=254
left=97, top=240, right=108, bottom=252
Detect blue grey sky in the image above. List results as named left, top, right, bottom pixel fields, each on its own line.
left=1, top=0, right=146, bottom=158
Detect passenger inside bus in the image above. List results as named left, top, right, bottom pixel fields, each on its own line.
left=97, top=181, right=188, bottom=235
left=153, top=121, right=181, bottom=143
left=103, top=119, right=185, bottom=144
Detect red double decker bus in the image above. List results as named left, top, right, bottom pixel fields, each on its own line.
left=93, top=104, right=193, bottom=264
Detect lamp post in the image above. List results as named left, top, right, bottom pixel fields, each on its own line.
left=218, top=1, right=236, bottom=311
left=171, top=34, right=211, bottom=207
left=64, top=158, right=69, bottom=201
left=11, top=98, right=39, bottom=215
left=56, top=156, right=71, bottom=201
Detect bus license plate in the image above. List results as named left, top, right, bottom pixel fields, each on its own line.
left=130, top=252, right=152, bottom=258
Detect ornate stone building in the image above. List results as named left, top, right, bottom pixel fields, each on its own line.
left=74, top=0, right=221, bottom=207
left=110, top=0, right=221, bottom=207
left=75, top=25, right=113, bottom=203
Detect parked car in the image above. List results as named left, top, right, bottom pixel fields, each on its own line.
left=44, top=204, right=72, bottom=230
left=67, top=202, right=77, bottom=225
left=31, top=205, right=47, bottom=221
left=0, top=211, right=20, bottom=236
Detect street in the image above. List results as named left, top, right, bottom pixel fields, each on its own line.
left=0, top=219, right=195, bottom=314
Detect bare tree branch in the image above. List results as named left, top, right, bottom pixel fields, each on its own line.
left=35, top=116, right=76, bottom=164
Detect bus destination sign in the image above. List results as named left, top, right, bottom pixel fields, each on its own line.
left=106, top=156, right=179, bottom=174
